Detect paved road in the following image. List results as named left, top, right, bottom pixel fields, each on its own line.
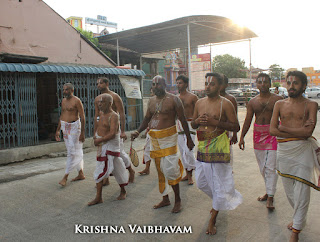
left=0, top=106, right=320, bottom=241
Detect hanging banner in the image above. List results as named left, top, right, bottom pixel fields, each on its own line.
left=118, top=75, right=142, bottom=99
left=190, top=53, right=211, bottom=91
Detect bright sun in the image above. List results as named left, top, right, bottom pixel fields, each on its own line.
left=230, top=15, right=256, bottom=31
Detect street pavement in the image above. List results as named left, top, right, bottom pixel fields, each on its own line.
left=0, top=106, right=320, bottom=241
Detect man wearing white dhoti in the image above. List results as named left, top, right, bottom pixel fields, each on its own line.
left=55, top=83, right=85, bottom=187
left=138, top=128, right=152, bottom=175
left=270, top=71, right=319, bottom=242
left=94, top=77, right=135, bottom=186
left=220, top=74, right=238, bottom=167
left=239, top=73, right=282, bottom=210
left=88, top=94, right=128, bottom=206
left=191, top=72, right=242, bottom=236
left=131, top=75, right=194, bottom=213
left=176, top=75, right=198, bottom=185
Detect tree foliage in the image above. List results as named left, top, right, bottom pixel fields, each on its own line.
left=76, top=28, right=112, bottom=58
left=273, top=82, right=280, bottom=87
left=212, top=54, right=247, bottom=78
left=268, top=64, right=285, bottom=81
left=76, top=28, right=100, bottom=47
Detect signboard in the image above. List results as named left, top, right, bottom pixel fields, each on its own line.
left=85, top=16, right=117, bottom=28
left=118, top=76, right=142, bottom=99
left=190, top=53, right=211, bottom=90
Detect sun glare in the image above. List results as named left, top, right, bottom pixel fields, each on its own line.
left=230, top=15, right=255, bottom=31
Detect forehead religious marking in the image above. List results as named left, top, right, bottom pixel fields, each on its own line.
left=206, top=76, right=214, bottom=83
left=287, top=76, right=296, bottom=82
left=153, top=77, right=160, bottom=84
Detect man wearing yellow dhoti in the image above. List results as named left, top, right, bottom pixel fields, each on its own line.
left=191, top=72, right=242, bottom=236
left=270, top=71, right=319, bottom=242
left=131, top=75, right=194, bottom=213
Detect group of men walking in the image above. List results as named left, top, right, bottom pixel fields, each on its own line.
left=56, top=71, right=319, bottom=242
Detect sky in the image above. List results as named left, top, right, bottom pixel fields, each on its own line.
left=44, top=0, right=320, bottom=71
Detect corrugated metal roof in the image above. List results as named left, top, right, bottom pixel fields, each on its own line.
left=98, top=15, right=258, bottom=54
left=0, top=63, right=145, bottom=76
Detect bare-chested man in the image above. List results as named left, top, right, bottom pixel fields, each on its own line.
left=94, top=77, right=135, bottom=185
left=176, top=75, right=198, bottom=185
left=191, top=72, right=242, bottom=235
left=89, top=94, right=128, bottom=206
left=239, top=73, right=283, bottom=210
left=270, top=71, right=319, bottom=242
left=131, top=75, right=194, bottom=213
left=220, top=74, right=238, bottom=165
left=55, top=83, right=85, bottom=186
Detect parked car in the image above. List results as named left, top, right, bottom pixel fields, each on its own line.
left=233, top=91, right=258, bottom=106
left=305, top=87, right=320, bottom=98
left=270, top=87, right=288, bottom=98
left=192, top=90, right=206, bottom=98
left=226, top=89, right=242, bottom=96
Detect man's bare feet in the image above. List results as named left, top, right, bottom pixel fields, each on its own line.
left=289, top=232, right=299, bottom=242
left=188, top=177, right=194, bottom=185
left=153, top=199, right=171, bottom=209
left=59, top=178, right=67, bottom=186
left=129, top=169, right=135, bottom=183
left=138, top=169, right=150, bottom=175
left=287, top=222, right=293, bottom=230
left=88, top=198, right=103, bottom=206
left=102, top=178, right=110, bottom=186
left=206, top=209, right=218, bottom=235
left=59, top=175, right=68, bottom=186
left=266, top=196, right=275, bottom=210
left=181, top=175, right=188, bottom=181
left=71, top=174, right=85, bottom=182
left=117, top=191, right=127, bottom=200
left=206, top=222, right=217, bottom=235
left=171, top=200, right=182, bottom=213
left=257, top=194, right=268, bottom=201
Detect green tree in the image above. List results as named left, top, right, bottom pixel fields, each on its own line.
left=76, top=28, right=112, bottom=58
left=268, top=64, right=284, bottom=81
left=273, top=82, right=280, bottom=87
left=212, top=54, right=247, bottom=78
left=76, top=28, right=99, bottom=47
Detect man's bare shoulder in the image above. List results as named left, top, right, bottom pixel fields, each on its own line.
left=196, top=97, right=207, bottom=104
left=94, top=95, right=100, bottom=102
left=271, top=93, right=283, bottom=101
left=248, top=95, right=259, bottom=104
left=221, top=96, right=234, bottom=106
left=167, top=92, right=179, bottom=101
left=185, top=91, right=198, bottom=99
left=149, top=95, right=157, bottom=101
left=108, top=91, right=121, bottom=100
left=224, top=93, right=236, bottom=102
left=305, top=98, right=318, bottom=107
left=111, top=110, right=120, bottom=119
left=73, top=95, right=82, bottom=103
left=276, top=98, right=287, bottom=106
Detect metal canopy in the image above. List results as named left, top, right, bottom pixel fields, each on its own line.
left=98, top=15, right=257, bottom=54
left=0, top=63, right=145, bottom=76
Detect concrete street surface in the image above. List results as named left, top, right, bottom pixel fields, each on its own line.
left=0, top=106, right=320, bottom=241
